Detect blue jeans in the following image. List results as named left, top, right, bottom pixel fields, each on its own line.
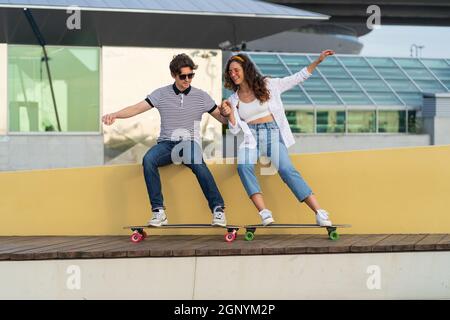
left=142, top=140, right=224, bottom=212
left=237, top=122, right=313, bottom=202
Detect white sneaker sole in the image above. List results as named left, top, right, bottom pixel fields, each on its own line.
left=148, top=219, right=168, bottom=227
left=212, top=221, right=227, bottom=227
left=262, top=217, right=275, bottom=226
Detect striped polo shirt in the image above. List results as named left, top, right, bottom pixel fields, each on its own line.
left=145, top=84, right=217, bottom=142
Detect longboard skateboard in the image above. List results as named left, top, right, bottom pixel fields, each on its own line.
left=124, top=224, right=240, bottom=243
left=243, top=224, right=351, bottom=241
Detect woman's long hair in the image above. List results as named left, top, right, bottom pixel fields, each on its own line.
left=224, top=54, right=270, bottom=103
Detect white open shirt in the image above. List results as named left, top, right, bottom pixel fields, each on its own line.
left=227, top=67, right=312, bottom=149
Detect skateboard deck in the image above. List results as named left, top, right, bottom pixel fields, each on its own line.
left=124, top=224, right=240, bottom=243
left=124, top=223, right=239, bottom=229
left=243, top=223, right=351, bottom=241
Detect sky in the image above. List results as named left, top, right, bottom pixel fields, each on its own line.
left=359, top=25, right=450, bottom=59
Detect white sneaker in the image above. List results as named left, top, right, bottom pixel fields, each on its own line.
left=147, top=208, right=168, bottom=227
left=212, top=206, right=227, bottom=227
left=316, top=209, right=332, bottom=227
left=259, top=209, right=275, bottom=226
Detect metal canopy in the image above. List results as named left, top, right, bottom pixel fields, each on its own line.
left=0, top=0, right=328, bottom=48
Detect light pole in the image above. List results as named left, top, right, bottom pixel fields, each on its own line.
left=410, top=44, right=425, bottom=58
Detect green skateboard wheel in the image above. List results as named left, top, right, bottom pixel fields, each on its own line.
left=245, top=231, right=255, bottom=241
left=329, top=230, right=339, bottom=241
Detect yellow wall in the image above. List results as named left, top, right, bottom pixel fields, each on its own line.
left=1, top=145, right=450, bottom=236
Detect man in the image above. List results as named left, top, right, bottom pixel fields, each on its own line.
left=102, top=54, right=228, bottom=226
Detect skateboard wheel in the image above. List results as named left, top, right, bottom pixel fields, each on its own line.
left=225, top=233, right=235, bottom=243
left=141, top=231, right=148, bottom=239
left=244, top=231, right=255, bottom=241
left=131, top=232, right=143, bottom=243
left=329, top=230, right=339, bottom=241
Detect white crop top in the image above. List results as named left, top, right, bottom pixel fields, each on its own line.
left=238, top=99, right=271, bottom=123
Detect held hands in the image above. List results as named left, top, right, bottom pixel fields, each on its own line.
left=317, top=49, right=335, bottom=63
left=102, top=113, right=117, bottom=126
left=218, top=100, right=233, bottom=118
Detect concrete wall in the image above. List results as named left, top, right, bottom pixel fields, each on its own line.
left=1, top=145, right=450, bottom=235
left=433, top=118, right=450, bottom=145
left=424, top=117, right=450, bottom=146
left=423, top=94, right=450, bottom=146
left=0, top=135, right=104, bottom=171
left=289, top=134, right=431, bottom=154
left=223, top=133, right=431, bottom=157
left=0, top=252, right=449, bottom=299
left=0, top=43, right=6, bottom=135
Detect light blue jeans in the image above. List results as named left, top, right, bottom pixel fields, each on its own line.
left=237, top=122, right=313, bottom=202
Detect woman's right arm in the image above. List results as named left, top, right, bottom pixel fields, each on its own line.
left=102, top=100, right=152, bottom=125
left=272, top=49, right=335, bottom=94
left=219, top=100, right=240, bottom=134
left=307, top=50, right=335, bottom=74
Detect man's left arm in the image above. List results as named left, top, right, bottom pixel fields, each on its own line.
left=208, top=105, right=228, bottom=124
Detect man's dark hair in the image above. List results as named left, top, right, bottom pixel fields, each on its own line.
left=170, top=53, right=198, bottom=75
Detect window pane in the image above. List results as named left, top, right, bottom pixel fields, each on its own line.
left=339, top=57, right=370, bottom=67
left=249, top=54, right=290, bottom=77
left=249, top=54, right=280, bottom=64
left=367, top=57, right=396, bottom=67
left=378, top=110, right=406, bottom=133
left=429, top=68, right=450, bottom=80
left=303, top=78, right=331, bottom=91
left=442, top=80, right=450, bottom=90
left=408, top=110, right=423, bottom=133
left=397, top=93, right=423, bottom=107
left=367, top=92, right=403, bottom=105
left=281, top=87, right=312, bottom=104
left=358, top=79, right=390, bottom=92
left=8, top=45, right=100, bottom=132
left=338, top=91, right=373, bottom=105
left=317, top=66, right=349, bottom=78
left=375, top=67, right=407, bottom=80
left=285, top=110, right=314, bottom=133
left=316, top=110, right=346, bottom=133
left=347, top=110, right=376, bottom=133
left=402, top=68, right=435, bottom=80
left=308, top=91, right=343, bottom=105
left=421, top=59, right=449, bottom=69
left=394, top=58, right=423, bottom=68
left=385, top=79, right=418, bottom=92
left=414, top=80, right=447, bottom=92
left=257, top=65, right=290, bottom=77
left=328, top=78, right=361, bottom=91
left=279, top=55, right=311, bottom=69
left=347, top=66, right=379, bottom=79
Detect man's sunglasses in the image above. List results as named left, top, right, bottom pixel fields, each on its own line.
left=178, top=73, right=195, bottom=80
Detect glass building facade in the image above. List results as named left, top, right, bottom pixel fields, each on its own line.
left=225, top=52, right=450, bottom=134
left=8, top=45, right=100, bottom=133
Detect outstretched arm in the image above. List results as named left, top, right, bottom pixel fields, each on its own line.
left=102, top=100, right=152, bottom=125
left=272, top=49, right=335, bottom=93
left=307, top=49, right=335, bottom=74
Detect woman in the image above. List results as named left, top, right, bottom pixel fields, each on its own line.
left=219, top=51, right=335, bottom=226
